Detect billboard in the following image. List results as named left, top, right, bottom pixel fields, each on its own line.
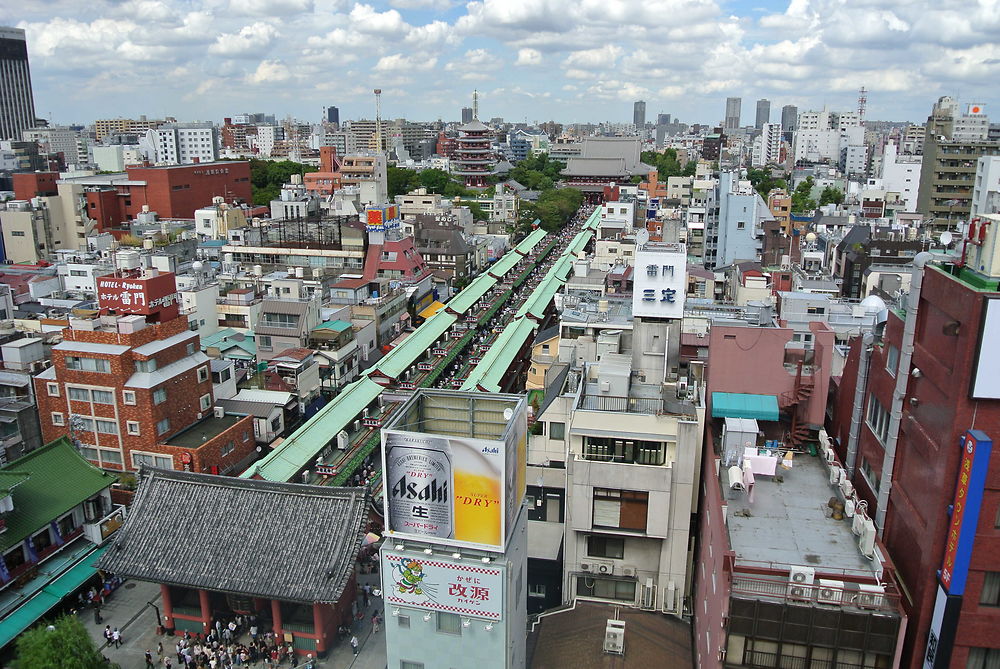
left=381, top=549, right=503, bottom=620
left=632, top=242, right=687, bottom=319
left=923, top=584, right=963, bottom=669
left=382, top=391, right=527, bottom=552
left=939, top=429, right=993, bottom=595
left=365, top=204, right=401, bottom=232
left=97, top=272, right=179, bottom=321
left=971, top=298, right=1000, bottom=398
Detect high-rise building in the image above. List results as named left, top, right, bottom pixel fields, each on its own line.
left=657, top=113, right=671, bottom=126
left=461, top=107, right=474, bottom=124
left=325, top=106, right=339, bottom=125
left=633, top=100, right=646, bottom=128
left=751, top=122, right=782, bottom=167
left=147, top=123, right=218, bottom=165
left=780, top=104, right=798, bottom=132
left=755, top=98, right=771, bottom=129
left=725, top=97, right=742, bottom=130
left=0, top=27, right=37, bottom=141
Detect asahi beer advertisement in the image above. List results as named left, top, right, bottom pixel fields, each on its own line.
left=382, top=402, right=527, bottom=552
left=381, top=550, right=503, bottom=620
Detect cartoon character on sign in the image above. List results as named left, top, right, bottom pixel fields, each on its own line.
left=395, top=559, right=426, bottom=595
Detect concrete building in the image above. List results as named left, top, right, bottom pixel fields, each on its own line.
left=147, top=123, right=218, bottom=165
left=829, top=233, right=1000, bottom=667
left=841, top=143, right=869, bottom=177
left=725, top=97, right=742, bottom=130
left=878, top=141, right=922, bottom=212
left=340, top=152, right=388, bottom=206
left=751, top=123, right=782, bottom=167
left=0, top=27, right=36, bottom=142
left=706, top=172, right=773, bottom=269
left=755, top=99, right=771, bottom=130
left=0, top=182, right=95, bottom=263
left=22, top=125, right=86, bottom=166
left=94, top=116, right=167, bottom=142
left=633, top=100, right=646, bottom=129
left=461, top=106, right=474, bottom=124
left=781, top=104, right=798, bottom=133
left=970, top=156, right=1000, bottom=217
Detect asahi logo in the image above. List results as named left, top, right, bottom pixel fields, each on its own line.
left=391, top=476, right=449, bottom=503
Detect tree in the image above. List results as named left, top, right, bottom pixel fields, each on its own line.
left=747, top=168, right=788, bottom=200
left=13, top=615, right=115, bottom=669
left=387, top=166, right=419, bottom=198
left=791, top=177, right=817, bottom=214
left=248, top=158, right=317, bottom=205
left=458, top=200, right=486, bottom=221
left=819, top=185, right=844, bottom=206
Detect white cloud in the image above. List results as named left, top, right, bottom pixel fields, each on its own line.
left=563, top=45, right=623, bottom=70
left=389, top=0, right=453, bottom=7
left=515, top=48, right=541, bottom=66
left=374, top=53, right=438, bottom=72
left=349, top=3, right=409, bottom=34
left=246, top=59, right=292, bottom=84
left=208, top=22, right=279, bottom=57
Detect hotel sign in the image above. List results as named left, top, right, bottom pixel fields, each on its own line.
left=939, top=430, right=992, bottom=595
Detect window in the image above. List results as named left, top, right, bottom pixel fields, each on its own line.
left=10, top=231, right=25, bottom=237
left=56, top=513, right=77, bottom=538
left=51, top=412, right=65, bottom=426
left=126, top=421, right=141, bottom=436
left=576, top=576, right=636, bottom=602
left=592, top=489, right=648, bottom=531
left=95, top=419, right=118, bottom=435
left=186, top=342, right=196, bottom=356
left=886, top=344, right=900, bottom=377
left=436, top=612, right=461, bottom=635
left=737, top=221, right=746, bottom=229
left=587, top=535, right=625, bottom=559
left=153, top=388, right=167, bottom=405
left=198, top=366, right=209, bottom=383
left=528, top=583, right=547, bottom=598
left=400, top=662, right=423, bottom=669
left=549, top=422, right=565, bottom=441
left=135, top=358, right=157, bottom=373
left=70, top=270, right=87, bottom=277
left=66, top=356, right=111, bottom=373
left=47, top=383, right=59, bottom=397
left=156, top=418, right=171, bottom=436
left=79, top=446, right=98, bottom=462
left=69, top=387, right=90, bottom=402
left=200, top=394, right=211, bottom=411
left=123, top=390, right=136, bottom=405
left=221, top=441, right=235, bottom=457
left=99, top=449, right=122, bottom=465
left=397, top=615, right=410, bottom=628
left=806, top=306, right=826, bottom=315
left=861, top=456, right=881, bottom=494
left=866, top=394, right=890, bottom=444
left=981, top=572, right=1000, bottom=607
left=262, top=313, right=299, bottom=328
left=967, top=648, right=1000, bottom=669
left=583, top=437, right=666, bottom=466
left=132, top=452, right=174, bottom=469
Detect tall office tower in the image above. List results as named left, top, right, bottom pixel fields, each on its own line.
left=781, top=104, right=798, bottom=132
left=755, top=98, right=771, bottom=129
left=725, top=97, right=741, bottom=130
left=0, top=27, right=37, bottom=141
left=633, top=100, right=646, bottom=128
left=461, top=107, right=474, bottom=124
left=657, top=113, right=671, bottom=126
left=325, top=106, right=339, bottom=125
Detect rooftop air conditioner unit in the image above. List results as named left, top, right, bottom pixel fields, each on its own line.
left=787, top=565, right=815, bottom=601
left=676, top=379, right=688, bottom=399
left=830, top=466, right=844, bottom=486
left=817, top=579, right=845, bottom=605
left=352, top=420, right=361, bottom=432
left=854, top=583, right=885, bottom=609
left=213, top=406, right=225, bottom=419
left=859, top=518, right=877, bottom=559
left=336, top=430, right=349, bottom=450
left=621, top=566, right=637, bottom=578
left=840, top=478, right=855, bottom=498
left=603, top=620, right=625, bottom=655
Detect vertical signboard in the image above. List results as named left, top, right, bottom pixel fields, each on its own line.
left=940, top=429, right=993, bottom=595
left=382, top=392, right=526, bottom=552
left=923, top=584, right=963, bottom=669
left=971, top=298, right=1000, bottom=398
left=631, top=243, right=687, bottom=319
left=381, top=549, right=503, bottom=620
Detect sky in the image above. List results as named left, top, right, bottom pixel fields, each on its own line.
left=6, top=0, right=1000, bottom=128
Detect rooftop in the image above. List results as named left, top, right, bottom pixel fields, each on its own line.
left=164, top=413, right=244, bottom=448
left=723, top=454, right=878, bottom=576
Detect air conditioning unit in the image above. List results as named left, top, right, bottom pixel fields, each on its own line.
left=852, top=511, right=867, bottom=536
left=787, top=565, right=815, bottom=601
left=830, top=466, right=844, bottom=486
left=817, top=579, right=844, bottom=605
left=825, top=448, right=836, bottom=464
left=844, top=498, right=856, bottom=518
left=579, top=561, right=594, bottom=573
left=590, top=560, right=614, bottom=576
left=676, top=379, right=688, bottom=399
left=640, top=578, right=656, bottom=609
left=213, top=406, right=225, bottom=419
left=840, top=478, right=855, bottom=498
left=336, top=430, right=349, bottom=450
left=854, top=583, right=885, bottom=609
left=352, top=420, right=361, bottom=432
left=859, top=518, right=877, bottom=559
left=621, top=566, right=637, bottom=578
left=662, top=581, right=677, bottom=613
left=603, top=619, right=625, bottom=655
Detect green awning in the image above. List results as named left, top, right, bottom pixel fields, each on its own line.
left=711, top=392, right=779, bottom=421
left=0, top=544, right=108, bottom=649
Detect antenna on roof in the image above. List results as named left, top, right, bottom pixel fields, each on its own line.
left=473, top=89, right=479, bottom=121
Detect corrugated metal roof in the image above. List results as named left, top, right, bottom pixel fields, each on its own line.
left=52, top=341, right=130, bottom=356
left=461, top=318, right=537, bottom=393
left=97, top=468, right=367, bottom=603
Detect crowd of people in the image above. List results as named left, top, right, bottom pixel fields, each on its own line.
left=155, top=622, right=316, bottom=669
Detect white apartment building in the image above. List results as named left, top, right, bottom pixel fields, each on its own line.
left=751, top=123, right=782, bottom=167
left=148, top=123, right=218, bottom=165
left=877, top=141, right=922, bottom=211
left=971, top=156, right=1000, bottom=217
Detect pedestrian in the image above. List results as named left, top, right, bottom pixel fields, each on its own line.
left=94, top=604, right=102, bottom=625
left=163, top=657, right=172, bottom=669
left=103, top=625, right=112, bottom=644
left=112, top=627, right=122, bottom=648
left=362, top=589, right=370, bottom=608
left=350, top=634, right=359, bottom=655
left=371, top=612, right=380, bottom=633
left=145, top=649, right=155, bottom=668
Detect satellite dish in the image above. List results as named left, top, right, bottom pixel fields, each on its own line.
left=635, top=229, right=650, bottom=246
left=940, top=231, right=953, bottom=246
left=503, top=408, right=513, bottom=421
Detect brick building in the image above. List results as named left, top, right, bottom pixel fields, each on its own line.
left=32, top=272, right=255, bottom=475
left=830, top=220, right=1000, bottom=667
left=51, top=162, right=252, bottom=235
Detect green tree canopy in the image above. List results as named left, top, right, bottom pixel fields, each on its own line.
left=746, top=168, right=788, bottom=200
left=791, top=177, right=817, bottom=214
left=517, top=188, right=583, bottom=234
left=640, top=149, right=693, bottom=180
left=819, top=185, right=845, bottom=206
left=14, top=615, right=115, bottom=669
left=249, top=158, right=318, bottom=205
left=507, top=152, right=564, bottom=191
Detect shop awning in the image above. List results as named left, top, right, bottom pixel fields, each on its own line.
left=0, top=544, right=108, bottom=649
left=711, top=392, right=779, bottom=421
left=418, top=301, right=445, bottom=319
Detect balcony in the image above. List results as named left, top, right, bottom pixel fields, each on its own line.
left=82, top=504, right=126, bottom=545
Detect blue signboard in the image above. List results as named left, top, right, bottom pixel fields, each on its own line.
left=939, top=429, right=993, bottom=596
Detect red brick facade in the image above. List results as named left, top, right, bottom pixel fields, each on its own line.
left=33, top=315, right=255, bottom=474
left=13, top=172, right=58, bottom=199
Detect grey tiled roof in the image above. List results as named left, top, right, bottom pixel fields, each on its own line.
left=97, top=468, right=368, bottom=603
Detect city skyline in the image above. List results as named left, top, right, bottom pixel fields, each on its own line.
left=4, top=0, right=1000, bottom=127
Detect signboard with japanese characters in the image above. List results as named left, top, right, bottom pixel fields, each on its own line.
left=381, top=549, right=503, bottom=620
left=939, top=429, right=993, bottom=595
left=365, top=204, right=401, bottom=232
left=631, top=242, right=687, bottom=319
left=97, top=272, right=179, bottom=321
